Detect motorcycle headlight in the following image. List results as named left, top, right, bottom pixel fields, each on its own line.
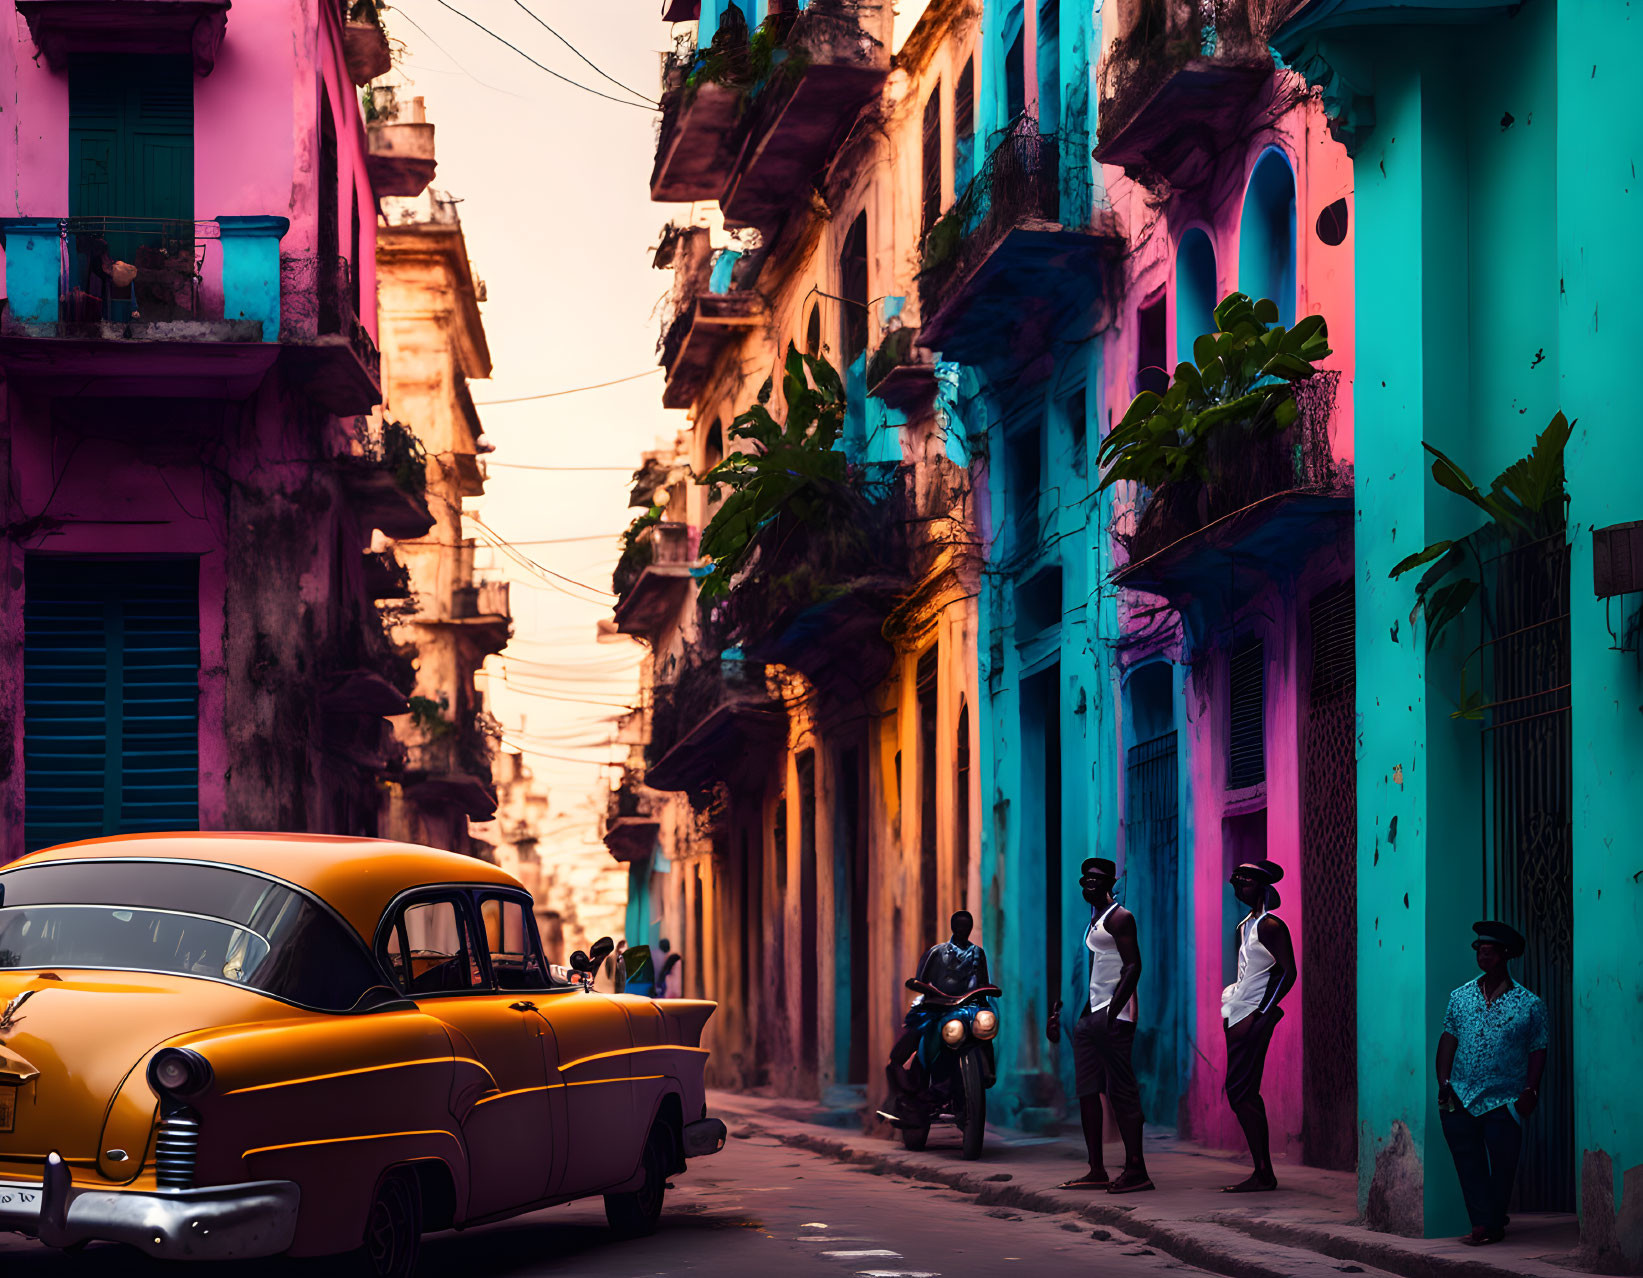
left=972, top=1009, right=998, bottom=1040
left=941, top=1018, right=966, bottom=1046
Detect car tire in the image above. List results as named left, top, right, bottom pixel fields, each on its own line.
left=605, top=1122, right=671, bottom=1239
left=356, top=1168, right=422, bottom=1278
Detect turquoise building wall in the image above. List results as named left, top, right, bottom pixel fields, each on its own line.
left=1280, top=0, right=1643, bottom=1258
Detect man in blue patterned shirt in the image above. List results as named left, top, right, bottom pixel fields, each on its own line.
left=1435, top=921, right=1549, bottom=1246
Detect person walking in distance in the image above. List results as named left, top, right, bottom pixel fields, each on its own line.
left=1436, top=921, right=1548, bottom=1246
left=1046, top=857, right=1153, bottom=1193
left=1221, top=858, right=1297, bottom=1193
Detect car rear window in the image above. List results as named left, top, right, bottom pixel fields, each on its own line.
left=0, top=860, right=390, bottom=1012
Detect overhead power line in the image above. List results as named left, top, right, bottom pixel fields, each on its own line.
left=474, top=368, right=663, bottom=405
left=433, top=0, right=658, bottom=110
left=510, top=0, right=658, bottom=108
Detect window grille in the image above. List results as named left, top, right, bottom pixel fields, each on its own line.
left=1227, top=637, right=1264, bottom=789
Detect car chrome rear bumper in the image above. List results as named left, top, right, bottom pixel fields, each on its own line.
left=0, top=1153, right=298, bottom=1259
left=683, top=1117, right=727, bottom=1157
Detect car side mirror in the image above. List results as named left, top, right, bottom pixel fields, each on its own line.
left=569, top=949, right=592, bottom=973
left=589, top=937, right=615, bottom=969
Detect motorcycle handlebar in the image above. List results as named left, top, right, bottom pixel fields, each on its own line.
left=904, top=979, right=1003, bottom=1004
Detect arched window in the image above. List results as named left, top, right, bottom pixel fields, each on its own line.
left=1238, top=148, right=1297, bottom=325
left=1175, top=227, right=1217, bottom=363
left=805, top=302, right=822, bottom=356
left=1037, top=0, right=1060, bottom=133
left=1001, top=2, right=1026, bottom=123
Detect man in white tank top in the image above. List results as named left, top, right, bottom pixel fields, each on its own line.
left=1220, top=858, right=1297, bottom=1193
left=1045, top=857, right=1153, bottom=1193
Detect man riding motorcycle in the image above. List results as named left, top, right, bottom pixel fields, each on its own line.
left=884, top=910, right=990, bottom=1117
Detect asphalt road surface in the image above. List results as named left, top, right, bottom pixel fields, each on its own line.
left=0, top=1132, right=1209, bottom=1277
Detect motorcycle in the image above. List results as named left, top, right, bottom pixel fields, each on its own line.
left=881, top=978, right=1002, bottom=1160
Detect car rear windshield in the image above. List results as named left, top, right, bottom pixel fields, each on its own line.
left=0, top=860, right=390, bottom=1012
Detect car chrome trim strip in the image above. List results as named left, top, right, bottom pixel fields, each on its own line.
left=241, top=1128, right=463, bottom=1159
left=223, top=1056, right=465, bottom=1096
left=557, top=1044, right=711, bottom=1072
left=565, top=1074, right=665, bottom=1088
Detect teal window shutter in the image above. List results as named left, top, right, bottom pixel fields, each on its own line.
left=24, top=560, right=201, bottom=853
left=69, top=54, right=194, bottom=222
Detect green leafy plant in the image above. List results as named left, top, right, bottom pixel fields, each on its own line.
left=1388, top=412, right=1571, bottom=671
left=1096, top=293, right=1332, bottom=493
left=378, top=419, right=427, bottom=496
left=613, top=506, right=664, bottom=598
left=407, top=694, right=454, bottom=740
left=696, top=344, right=851, bottom=603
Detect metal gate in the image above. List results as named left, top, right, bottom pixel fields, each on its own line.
left=1126, top=730, right=1181, bottom=1128
left=1482, top=534, right=1573, bottom=1212
left=1301, top=580, right=1358, bottom=1172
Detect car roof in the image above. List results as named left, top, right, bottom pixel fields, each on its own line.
left=6, top=832, right=526, bottom=941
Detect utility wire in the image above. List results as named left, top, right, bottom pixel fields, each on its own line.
left=433, top=0, right=658, bottom=110
left=485, top=464, right=638, bottom=474
left=510, top=0, right=658, bottom=108
left=474, top=368, right=663, bottom=404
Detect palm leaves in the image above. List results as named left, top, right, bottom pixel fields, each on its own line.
left=1096, top=293, right=1332, bottom=493
left=1388, top=411, right=1572, bottom=653
left=696, top=344, right=852, bottom=603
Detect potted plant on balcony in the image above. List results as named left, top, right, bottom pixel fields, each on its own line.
left=1097, top=292, right=1333, bottom=561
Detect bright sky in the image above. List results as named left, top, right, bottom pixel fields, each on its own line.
left=381, top=0, right=931, bottom=832
left=383, top=1, right=686, bottom=817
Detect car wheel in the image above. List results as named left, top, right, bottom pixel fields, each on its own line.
left=358, top=1168, right=422, bottom=1278
left=605, top=1123, right=671, bottom=1239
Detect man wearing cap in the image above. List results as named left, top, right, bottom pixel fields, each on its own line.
left=1436, top=921, right=1549, bottom=1246
left=1046, top=857, right=1153, bottom=1193
left=1220, top=858, right=1298, bottom=1193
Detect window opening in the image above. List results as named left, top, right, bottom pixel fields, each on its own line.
left=1137, top=295, right=1168, bottom=398
left=955, top=698, right=971, bottom=912
left=1238, top=148, right=1297, bottom=325
left=839, top=213, right=869, bottom=363
left=797, top=751, right=819, bottom=1065
left=1064, top=385, right=1087, bottom=476
left=1175, top=228, right=1217, bottom=365
left=1005, top=29, right=1026, bottom=123
left=388, top=897, right=483, bottom=995
left=921, top=85, right=943, bottom=235
left=917, top=652, right=939, bottom=944
left=318, top=89, right=340, bottom=334
left=478, top=895, right=550, bottom=990
left=1037, top=0, right=1060, bottom=134
left=1227, top=637, right=1265, bottom=789
left=954, top=59, right=976, bottom=192
left=805, top=303, right=823, bottom=356
left=1008, top=416, right=1043, bottom=551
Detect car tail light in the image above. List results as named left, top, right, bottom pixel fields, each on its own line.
left=154, top=1103, right=201, bottom=1190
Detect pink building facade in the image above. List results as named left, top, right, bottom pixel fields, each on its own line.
left=1097, top=23, right=1357, bottom=1166
left=0, top=0, right=419, bottom=858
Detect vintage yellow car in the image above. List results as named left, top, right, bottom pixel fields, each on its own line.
left=0, top=832, right=725, bottom=1275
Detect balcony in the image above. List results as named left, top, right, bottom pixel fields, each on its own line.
left=601, top=770, right=663, bottom=863
left=918, top=124, right=1119, bottom=370
left=717, top=3, right=891, bottom=230
left=865, top=325, right=936, bottom=415
left=366, top=89, right=437, bottom=198
left=278, top=253, right=383, bottom=415
left=650, top=39, right=742, bottom=202
left=613, top=521, right=696, bottom=639
left=1113, top=371, right=1349, bottom=609
left=721, top=467, right=910, bottom=698
left=0, top=215, right=287, bottom=397
left=339, top=418, right=435, bottom=538
left=403, top=716, right=499, bottom=821
left=449, top=579, right=513, bottom=656
left=1093, top=0, right=1274, bottom=186
left=645, top=649, right=784, bottom=794
left=341, top=0, right=391, bottom=84
left=660, top=283, right=767, bottom=410
left=17, top=0, right=230, bottom=75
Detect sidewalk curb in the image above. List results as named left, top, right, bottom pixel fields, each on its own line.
left=725, top=1108, right=1578, bottom=1278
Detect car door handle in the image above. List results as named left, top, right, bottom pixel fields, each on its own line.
left=510, top=1001, right=538, bottom=1012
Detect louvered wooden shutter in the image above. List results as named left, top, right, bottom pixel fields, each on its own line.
left=921, top=86, right=942, bottom=235
left=69, top=55, right=193, bottom=223
left=1227, top=637, right=1264, bottom=790
left=24, top=560, right=200, bottom=853
left=953, top=58, right=976, bottom=192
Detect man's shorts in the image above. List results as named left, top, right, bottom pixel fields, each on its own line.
left=1071, top=1009, right=1142, bottom=1117
left=1224, top=1005, right=1284, bottom=1107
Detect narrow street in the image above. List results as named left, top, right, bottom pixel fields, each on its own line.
left=0, top=1133, right=1208, bottom=1278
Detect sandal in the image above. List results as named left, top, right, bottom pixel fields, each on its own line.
left=1058, top=1175, right=1111, bottom=1190
left=1107, top=1170, right=1156, bottom=1194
